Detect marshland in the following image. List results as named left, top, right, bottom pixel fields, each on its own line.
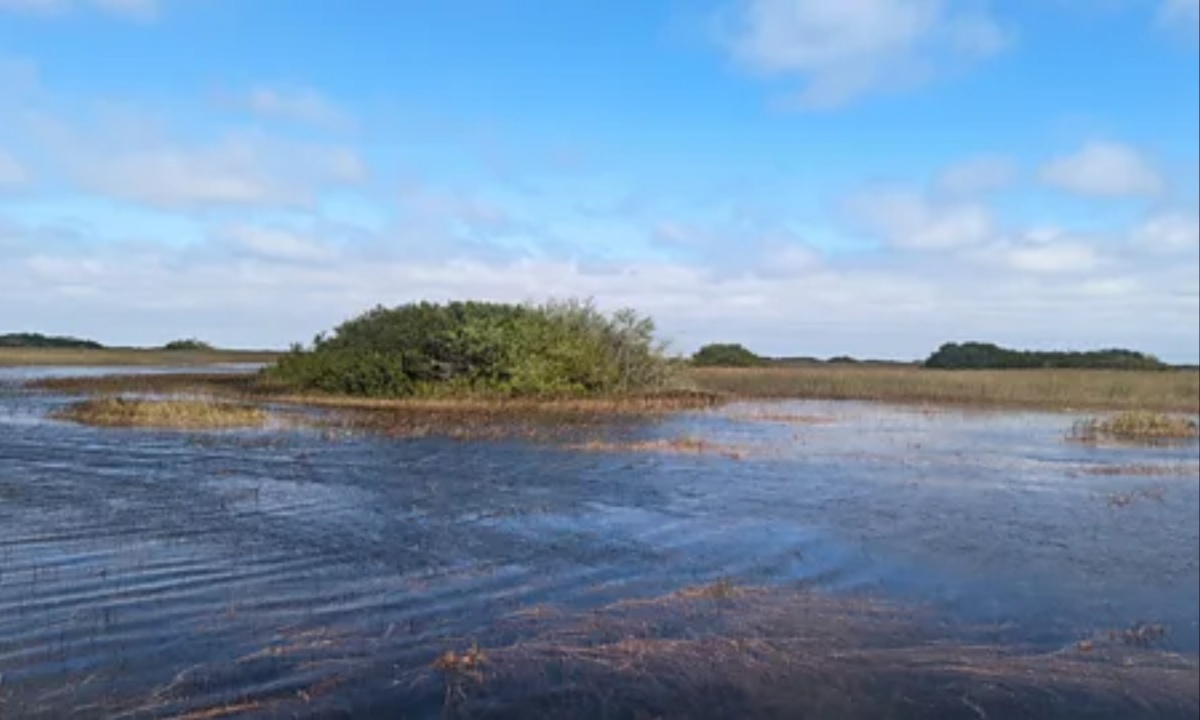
left=1, top=302, right=1198, bottom=718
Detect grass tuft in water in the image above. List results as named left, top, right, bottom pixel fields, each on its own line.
left=54, top=397, right=269, bottom=430
left=1070, top=411, right=1199, bottom=444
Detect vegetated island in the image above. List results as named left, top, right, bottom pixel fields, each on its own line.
left=20, top=301, right=1200, bottom=415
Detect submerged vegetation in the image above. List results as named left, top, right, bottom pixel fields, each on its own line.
left=925, top=342, right=1168, bottom=371
left=1069, top=411, right=1200, bottom=444
left=54, top=397, right=269, bottom=430
left=264, top=299, right=678, bottom=398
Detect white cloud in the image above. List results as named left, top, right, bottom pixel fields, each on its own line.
left=721, top=0, right=1010, bottom=108
left=1040, top=141, right=1166, bottom=198
left=0, top=151, right=29, bottom=188
left=1160, top=0, right=1199, bottom=24
left=1133, top=211, right=1200, bottom=252
left=934, top=154, right=1016, bottom=196
left=223, top=225, right=339, bottom=263
left=844, top=188, right=994, bottom=250
left=987, top=233, right=1100, bottom=274
left=229, top=86, right=353, bottom=130
left=64, top=135, right=367, bottom=209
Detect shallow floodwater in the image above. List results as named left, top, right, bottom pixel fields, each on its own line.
left=1, top=367, right=1198, bottom=717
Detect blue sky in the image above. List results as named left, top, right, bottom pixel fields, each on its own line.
left=1, top=0, right=1198, bottom=360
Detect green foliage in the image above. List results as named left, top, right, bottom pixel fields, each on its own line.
left=924, top=342, right=1168, bottom=371
left=0, top=333, right=103, bottom=349
left=264, top=299, right=674, bottom=398
left=162, top=338, right=215, bottom=351
left=691, top=343, right=764, bottom=368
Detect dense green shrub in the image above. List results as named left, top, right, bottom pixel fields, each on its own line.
left=162, top=338, right=214, bottom=351
left=691, top=343, right=764, bottom=368
left=264, top=299, right=675, bottom=397
left=924, top=342, right=1167, bottom=371
left=0, top=333, right=103, bottom=349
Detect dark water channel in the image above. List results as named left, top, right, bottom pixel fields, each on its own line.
left=1, top=368, right=1197, bottom=718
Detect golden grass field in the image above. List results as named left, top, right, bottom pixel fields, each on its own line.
left=0, top=347, right=281, bottom=367
left=689, top=365, right=1200, bottom=413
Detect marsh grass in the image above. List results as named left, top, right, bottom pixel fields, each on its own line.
left=0, top=347, right=279, bottom=367
left=54, top=397, right=269, bottom=430
left=1070, top=411, right=1200, bottom=444
left=691, top=366, right=1200, bottom=413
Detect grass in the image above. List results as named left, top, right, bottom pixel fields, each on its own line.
left=690, top=365, right=1200, bottom=413
left=53, top=397, right=269, bottom=430
left=1070, top=411, right=1200, bottom=444
left=0, top=347, right=281, bottom=367
left=31, top=373, right=722, bottom=414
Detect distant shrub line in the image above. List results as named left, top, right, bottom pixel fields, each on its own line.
left=264, top=299, right=677, bottom=398
left=923, top=342, right=1167, bottom=371
left=0, top=333, right=103, bottom=349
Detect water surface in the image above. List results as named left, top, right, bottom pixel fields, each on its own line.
left=1, top=367, right=1197, bottom=717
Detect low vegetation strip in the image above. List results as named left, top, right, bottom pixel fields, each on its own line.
left=690, top=366, right=1200, bottom=413
left=54, top=397, right=269, bottom=429
left=0, top=347, right=281, bottom=367
left=1070, top=411, right=1199, bottom=444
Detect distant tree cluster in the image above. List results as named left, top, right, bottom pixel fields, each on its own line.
left=162, top=338, right=215, bottom=351
left=265, top=299, right=675, bottom=397
left=690, top=343, right=765, bottom=367
left=0, top=333, right=103, bottom=349
left=924, top=342, right=1168, bottom=371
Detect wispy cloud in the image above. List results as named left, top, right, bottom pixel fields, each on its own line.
left=934, top=154, right=1017, bottom=196
left=219, top=86, right=354, bottom=130
left=0, top=150, right=30, bottom=188
left=719, top=0, right=1011, bottom=108
left=843, top=187, right=994, bottom=250
left=1040, top=141, right=1166, bottom=198
left=0, top=0, right=161, bottom=20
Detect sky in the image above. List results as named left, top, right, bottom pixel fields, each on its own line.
left=1, top=0, right=1198, bottom=361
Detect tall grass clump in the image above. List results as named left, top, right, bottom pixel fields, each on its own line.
left=263, top=299, right=679, bottom=398
left=54, top=397, right=268, bottom=429
left=1070, top=411, right=1199, bottom=444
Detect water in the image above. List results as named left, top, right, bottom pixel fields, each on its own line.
left=1, top=367, right=1197, bottom=717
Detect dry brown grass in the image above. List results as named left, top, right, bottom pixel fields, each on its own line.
left=1070, top=411, right=1200, bottom=444
left=53, top=397, right=269, bottom=430
left=690, top=366, right=1200, bottom=413
left=0, top=347, right=280, bottom=367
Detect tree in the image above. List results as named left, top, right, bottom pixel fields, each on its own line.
left=691, top=343, right=764, bottom=368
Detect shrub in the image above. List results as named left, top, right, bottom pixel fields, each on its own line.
left=925, top=342, right=1167, bottom=371
left=263, top=299, right=675, bottom=398
left=691, top=343, right=764, bottom=368
left=163, top=338, right=215, bottom=351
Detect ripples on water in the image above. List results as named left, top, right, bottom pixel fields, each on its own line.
left=1, top=367, right=1197, bottom=718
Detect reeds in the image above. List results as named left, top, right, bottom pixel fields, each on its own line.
left=53, top=397, right=269, bottom=430
left=1070, top=411, right=1199, bottom=444
left=690, top=366, right=1200, bottom=413
left=0, top=347, right=279, bottom=367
